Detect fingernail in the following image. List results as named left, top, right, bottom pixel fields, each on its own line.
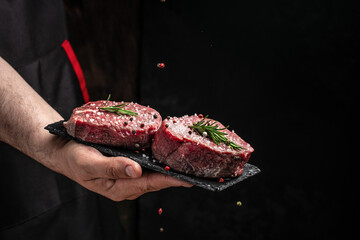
left=125, top=166, right=136, bottom=178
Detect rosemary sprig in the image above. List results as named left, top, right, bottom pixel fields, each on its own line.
left=99, top=94, right=138, bottom=116
left=189, top=116, right=245, bottom=151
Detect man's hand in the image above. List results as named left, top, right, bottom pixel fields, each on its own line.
left=54, top=139, right=192, bottom=201
left=0, top=57, right=192, bottom=202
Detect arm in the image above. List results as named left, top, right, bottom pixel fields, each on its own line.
left=0, top=57, right=191, bottom=201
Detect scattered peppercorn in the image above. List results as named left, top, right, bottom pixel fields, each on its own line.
left=130, top=117, right=133, bottom=121
left=165, top=124, right=169, bottom=128
left=153, top=114, right=158, bottom=119
left=166, top=116, right=171, bottom=119
left=188, top=131, right=192, bottom=135
left=124, top=122, right=128, bottom=126
left=132, top=130, right=136, bottom=134
left=140, top=123, right=144, bottom=128
left=157, top=63, right=165, bottom=68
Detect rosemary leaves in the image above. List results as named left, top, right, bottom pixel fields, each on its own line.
left=99, top=94, right=138, bottom=117
left=189, top=116, right=245, bottom=151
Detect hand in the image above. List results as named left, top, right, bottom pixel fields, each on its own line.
left=0, top=57, right=192, bottom=201
left=53, top=139, right=192, bottom=201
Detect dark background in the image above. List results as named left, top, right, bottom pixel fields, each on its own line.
left=66, top=0, right=358, bottom=239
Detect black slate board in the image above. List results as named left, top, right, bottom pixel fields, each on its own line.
left=45, top=121, right=260, bottom=191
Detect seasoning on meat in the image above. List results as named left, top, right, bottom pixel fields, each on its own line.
left=151, top=115, right=254, bottom=178
left=63, top=100, right=162, bottom=149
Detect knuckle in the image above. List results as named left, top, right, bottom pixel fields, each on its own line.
left=142, top=174, right=157, bottom=193
left=105, top=159, right=122, bottom=179
left=106, top=165, right=121, bottom=179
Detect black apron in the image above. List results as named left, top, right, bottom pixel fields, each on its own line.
left=0, top=1, right=123, bottom=239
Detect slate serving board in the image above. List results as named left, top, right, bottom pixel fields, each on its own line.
left=45, top=121, right=260, bottom=191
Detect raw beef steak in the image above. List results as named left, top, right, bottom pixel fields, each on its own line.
left=151, top=115, right=254, bottom=178
left=64, top=100, right=162, bottom=149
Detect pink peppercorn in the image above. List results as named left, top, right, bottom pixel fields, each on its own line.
left=157, top=63, right=165, bottom=68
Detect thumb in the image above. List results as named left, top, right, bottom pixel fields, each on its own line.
left=91, top=156, right=142, bottom=179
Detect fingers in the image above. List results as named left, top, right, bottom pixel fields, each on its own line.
left=67, top=143, right=192, bottom=202
left=141, top=172, right=193, bottom=190
left=72, top=144, right=142, bottom=180
left=90, top=155, right=143, bottom=179
left=104, top=172, right=193, bottom=201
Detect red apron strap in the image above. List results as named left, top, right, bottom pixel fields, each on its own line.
left=61, top=40, right=90, bottom=103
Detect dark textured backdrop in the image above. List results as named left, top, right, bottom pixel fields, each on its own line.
left=66, top=0, right=358, bottom=239
left=65, top=0, right=140, bottom=102
left=138, top=1, right=357, bottom=240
